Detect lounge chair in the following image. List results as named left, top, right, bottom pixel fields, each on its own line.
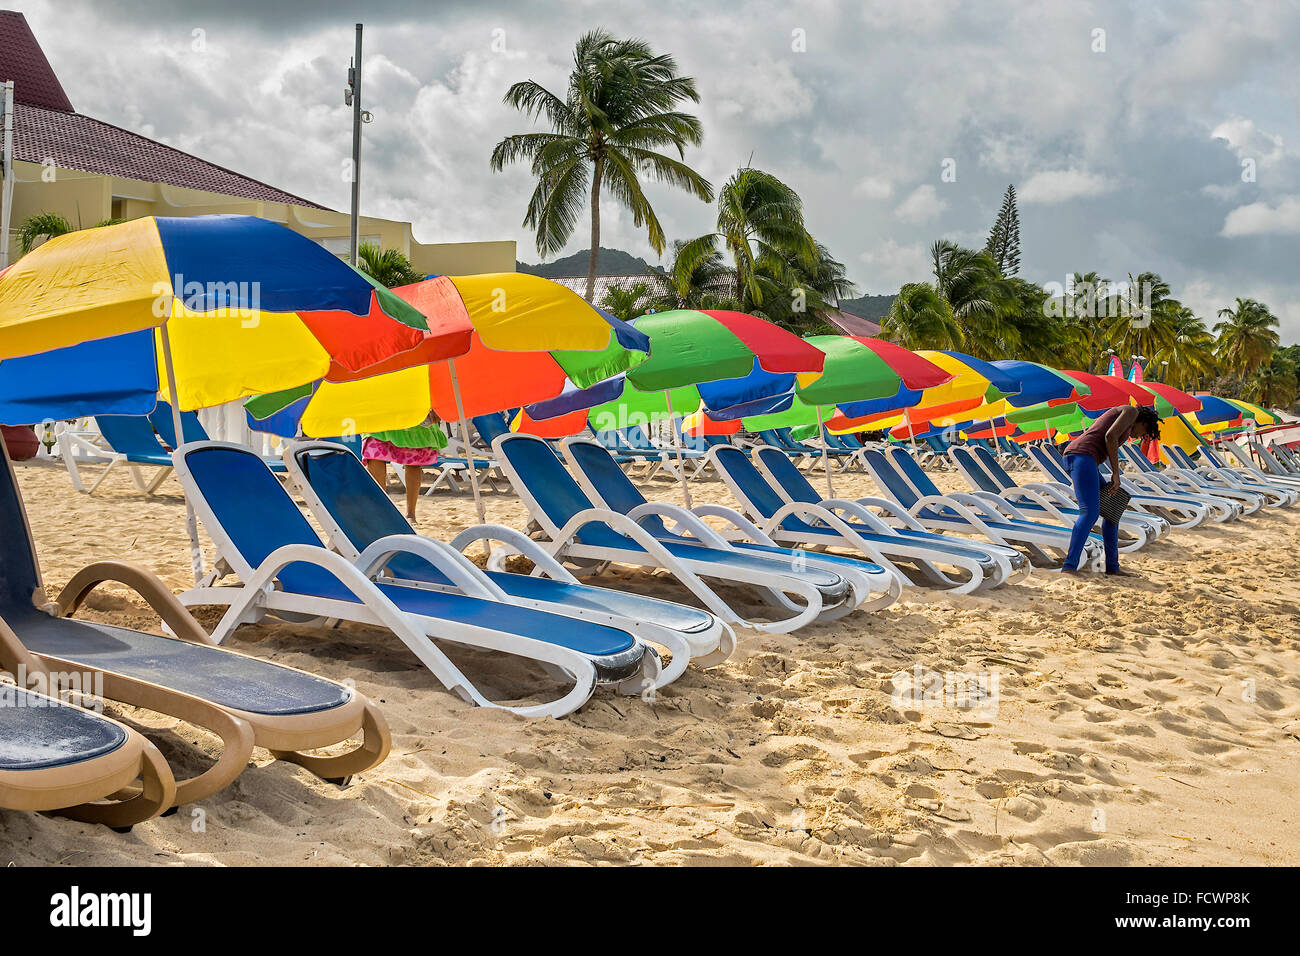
left=860, top=446, right=1104, bottom=568
left=713, top=443, right=1027, bottom=594
left=84, top=414, right=176, bottom=495
left=1, top=622, right=175, bottom=829
left=281, top=439, right=735, bottom=682
left=0, top=446, right=391, bottom=804
left=173, top=441, right=659, bottom=717
left=1164, top=443, right=1297, bottom=504
left=1235, top=439, right=1300, bottom=480
left=949, top=445, right=1167, bottom=550
left=150, top=403, right=288, bottom=474
left=560, top=436, right=903, bottom=611
left=492, top=433, right=884, bottom=632
left=1119, top=444, right=1268, bottom=514
left=1027, top=442, right=1225, bottom=525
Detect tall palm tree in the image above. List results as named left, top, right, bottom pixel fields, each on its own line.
left=490, top=30, right=713, bottom=301
left=647, top=239, right=737, bottom=312
left=685, top=167, right=818, bottom=308
left=1214, top=297, right=1280, bottom=376
left=1243, top=352, right=1297, bottom=410
left=1151, top=306, right=1216, bottom=390
left=882, top=282, right=964, bottom=351
left=930, top=240, right=1016, bottom=358
left=1062, top=271, right=1110, bottom=370
left=357, top=242, right=423, bottom=288
left=749, top=241, right=855, bottom=334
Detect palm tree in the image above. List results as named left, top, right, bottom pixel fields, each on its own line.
left=882, top=282, right=964, bottom=350
left=599, top=281, right=655, bottom=321
left=710, top=168, right=817, bottom=307
left=357, top=242, right=423, bottom=288
left=490, top=30, right=713, bottom=301
left=1244, top=352, right=1298, bottom=410
left=17, top=213, right=125, bottom=255
left=1152, top=307, right=1216, bottom=390
left=646, top=239, right=737, bottom=312
left=1214, top=298, right=1280, bottom=376
left=1061, top=271, right=1110, bottom=370
left=749, top=241, right=856, bottom=334
left=930, top=240, right=1016, bottom=358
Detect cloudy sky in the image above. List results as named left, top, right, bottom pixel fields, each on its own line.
left=17, top=0, right=1300, bottom=339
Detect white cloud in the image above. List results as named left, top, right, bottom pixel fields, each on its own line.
left=851, top=176, right=893, bottom=200
left=893, top=184, right=946, bottom=223
left=1211, top=116, right=1285, bottom=168
left=1221, top=196, right=1300, bottom=237
left=1019, top=169, right=1115, bottom=204
left=858, top=239, right=930, bottom=290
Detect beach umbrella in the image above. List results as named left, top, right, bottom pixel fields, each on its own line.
left=245, top=272, right=651, bottom=523
left=1226, top=398, right=1278, bottom=425
left=569, top=310, right=826, bottom=506
left=0, top=215, right=445, bottom=577
left=1134, top=380, right=1201, bottom=414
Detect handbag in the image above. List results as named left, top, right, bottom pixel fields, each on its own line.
left=1099, top=483, right=1131, bottom=523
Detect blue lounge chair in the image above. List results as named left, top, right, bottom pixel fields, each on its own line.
left=1163, top=443, right=1296, bottom=505
left=87, top=414, right=176, bottom=495
left=949, top=445, right=1165, bottom=550
left=151, top=402, right=289, bottom=473
left=1027, top=442, right=1223, bottom=525
left=0, top=443, right=390, bottom=806
left=711, top=443, right=1027, bottom=593
left=1119, top=444, right=1266, bottom=514
left=860, top=445, right=1104, bottom=568
left=173, top=441, right=658, bottom=717
left=556, top=436, right=903, bottom=614
left=282, top=440, right=736, bottom=681
left=492, top=433, right=877, bottom=632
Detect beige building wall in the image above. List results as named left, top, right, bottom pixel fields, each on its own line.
left=6, top=160, right=516, bottom=276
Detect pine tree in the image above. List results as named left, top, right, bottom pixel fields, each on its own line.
left=985, top=184, right=1021, bottom=277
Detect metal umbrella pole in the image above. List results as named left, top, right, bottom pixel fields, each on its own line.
left=662, top=389, right=692, bottom=508
left=158, top=313, right=205, bottom=583
left=816, top=403, right=834, bottom=499
left=448, top=359, right=487, bottom=526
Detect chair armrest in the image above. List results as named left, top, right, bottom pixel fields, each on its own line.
left=625, top=502, right=734, bottom=549
left=447, top=524, right=581, bottom=583
left=354, top=534, right=508, bottom=601
left=55, top=560, right=215, bottom=647
left=691, top=504, right=776, bottom=545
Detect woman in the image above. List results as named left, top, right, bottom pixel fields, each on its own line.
left=1059, top=404, right=1162, bottom=575
left=362, top=418, right=448, bottom=521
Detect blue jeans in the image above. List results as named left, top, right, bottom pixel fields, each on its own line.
left=1063, top=453, right=1120, bottom=572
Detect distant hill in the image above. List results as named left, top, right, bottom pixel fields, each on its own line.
left=838, top=293, right=896, bottom=323
left=517, top=247, right=664, bottom=278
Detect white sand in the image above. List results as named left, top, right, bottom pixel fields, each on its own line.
left=3, top=457, right=1299, bottom=865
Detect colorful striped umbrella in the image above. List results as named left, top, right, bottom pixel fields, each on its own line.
left=245, top=272, right=651, bottom=523
left=1226, top=398, right=1278, bottom=425
left=0, top=215, right=441, bottom=421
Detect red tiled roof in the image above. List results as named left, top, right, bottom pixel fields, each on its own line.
left=0, top=10, right=73, bottom=111
left=2, top=11, right=327, bottom=209
left=826, top=309, right=882, bottom=337
left=13, top=103, right=327, bottom=208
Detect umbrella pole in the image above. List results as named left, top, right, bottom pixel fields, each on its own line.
left=816, top=404, right=834, bottom=499
left=448, top=359, right=487, bottom=527
left=158, top=318, right=205, bottom=584
left=663, top=389, right=692, bottom=509
left=904, top=405, right=917, bottom=452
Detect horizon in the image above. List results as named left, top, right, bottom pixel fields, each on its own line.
left=9, top=0, right=1300, bottom=339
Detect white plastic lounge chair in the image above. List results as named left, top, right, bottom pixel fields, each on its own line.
left=1026, top=443, right=1224, bottom=525
left=492, top=433, right=882, bottom=633
left=1164, top=443, right=1298, bottom=504
left=713, top=443, right=1029, bottom=594
left=281, top=440, right=736, bottom=683
left=173, top=441, right=660, bottom=718
left=860, top=446, right=1104, bottom=569
left=1119, top=444, right=1267, bottom=514
left=1, top=446, right=391, bottom=802
left=1237, top=439, right=1300, bottom=481
left=949, top=445, right=1167, bottom=550
left=559, top=437, right=903, bottom=612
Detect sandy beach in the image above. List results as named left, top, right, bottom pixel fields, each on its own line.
left=3, top=456, right=1299, bottom=866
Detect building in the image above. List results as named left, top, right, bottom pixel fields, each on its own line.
left=0, top=10, right=513, bottom=273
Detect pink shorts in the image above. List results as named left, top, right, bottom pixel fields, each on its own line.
left=362, top=437, right=440, bottom=467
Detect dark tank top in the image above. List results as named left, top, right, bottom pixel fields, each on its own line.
left=1063, top=407, right=1132, bottom=464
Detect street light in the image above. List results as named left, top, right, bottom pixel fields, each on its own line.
left=345, top=24, right=365, bottom=267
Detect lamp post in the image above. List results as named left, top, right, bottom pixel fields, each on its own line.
left=0, top=81, right=14, bottom=269
left=345, top=24, right=364, bottom=266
